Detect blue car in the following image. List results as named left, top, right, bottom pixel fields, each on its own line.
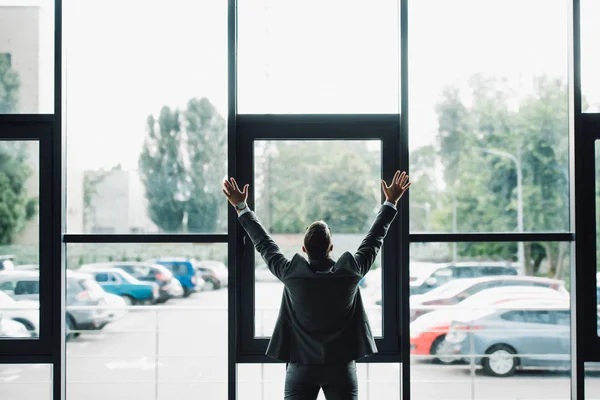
left=151, top=258, right=202, bottom=297
left=78, top=267, right=159, bottom=305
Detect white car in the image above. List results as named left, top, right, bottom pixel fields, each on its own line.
left=0, top=290, right=39, bottom=336
left=99, top=292, right=128, bottom=322
left=194, top=260, right=228, bottom=290
left=0, top=318, right=30, bottom=338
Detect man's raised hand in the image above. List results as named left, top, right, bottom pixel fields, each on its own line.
left=222, top=177, right=249, bottom=207
left=381, top=170, right=411, bottom=205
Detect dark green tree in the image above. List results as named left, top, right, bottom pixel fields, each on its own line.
left=0, top=54, right=19, bottom=113
left=0, top=58, right=35, bottom=244
left=138, top=107, right=186, bottom=232
left=184, top=98, right=227, bottom=232
left=0, top=142, right=34, bottom=244
left=259, top=141, right=380, bottom=234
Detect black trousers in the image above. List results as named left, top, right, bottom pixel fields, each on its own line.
left=284, top=361, right=358, bottom=400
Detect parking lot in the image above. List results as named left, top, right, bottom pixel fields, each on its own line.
left=1, top=282, right=599, bottom=400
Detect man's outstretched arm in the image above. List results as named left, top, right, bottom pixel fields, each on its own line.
left=222, top=178, right=290, bottom=281
left=354, top=171, right=411, bottom=276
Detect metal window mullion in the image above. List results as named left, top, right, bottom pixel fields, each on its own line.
left=62, top=234, right=229, bottom=244
left=409, top=232, right=574, bottom=243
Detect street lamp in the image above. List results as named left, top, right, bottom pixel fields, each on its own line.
left=473, top=147, right=525, bottom=273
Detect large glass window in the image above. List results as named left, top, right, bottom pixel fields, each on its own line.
left=64, top=0, right=227, bottom=233
left=410, top=241, right=571, bottom=400
left=65, top=243, right=227, bottom=399
left=253, top=140, right=383, bottom=336
left=581, top=0, right=600, bottom=112
left=0, top=1, right=54, bottom=114
left=409, top=0, right=569, bottom=233
left=237, top=0, right=399, bottom=114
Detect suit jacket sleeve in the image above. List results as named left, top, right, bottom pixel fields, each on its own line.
left=238, top=211, right=290, bottom=281
left=353, top=204, right=398, bottom=276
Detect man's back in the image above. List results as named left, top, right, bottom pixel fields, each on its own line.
left=239, top=204, right=397, bottom=364
left=284, top=253, right=363, bottom=336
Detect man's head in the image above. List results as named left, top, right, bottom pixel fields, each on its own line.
left=302, top=221, right=333, bottom=260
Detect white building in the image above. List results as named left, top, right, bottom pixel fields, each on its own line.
left=86, top=169, right=157, bottom=233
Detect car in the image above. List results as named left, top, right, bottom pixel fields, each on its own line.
left=409, top=261, right=519, bottom=296
left=410, top=286, right=568, bottom=364
left=443, top=299, right=582, bottom=377
left=151, top=258, right=205, bottom=297
left=0, top=270, right=113, bottom=340
left=0, top=290, right=39, bottom=337
left=0, top=318, right=31, bottom=338
left=80, top=262, right=182, bottom=303
left=77, top=267, right=159, bottom=305
left=13, top=264, right=40, bottom=271
left=409, top=275, right=567, bottom=322
left=194, top=260, right=228, bottom=290
left=255, top=264, right=280, bottom=282
left=0, top=255, right=16, bottom=272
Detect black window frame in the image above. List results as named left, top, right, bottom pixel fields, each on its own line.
left=0, top=0, right=594, bottom=399
left=234, top=114, right=404, bottom=361
left=0, top=119, right=57, bottom=367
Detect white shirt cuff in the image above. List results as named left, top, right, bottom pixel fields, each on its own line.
left=383, top=201, right=397, bottom=210
left=238, top=208, right=251, bottom=217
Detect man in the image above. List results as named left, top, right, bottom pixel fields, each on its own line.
left=222, top=170, right=411, bottom=400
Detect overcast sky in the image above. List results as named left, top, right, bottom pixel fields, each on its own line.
left=5, top=0, right=598, bottom=171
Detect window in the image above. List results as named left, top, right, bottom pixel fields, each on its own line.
left=66, top=243, right=228, bottom=399
left=14, top=281, right=39, bottom=295
left=431, top=267, right=453, bottom=286
left=0, top=281, right=15, bottom=292
left=64, top=0, right=227, bottom=234
left=237, top=0, right=400, bottom=114
left=523, top=310, right=553, bottom=325
left=501, top=310, right=527, bottom=323
left=409, top=0, right=569, bottom=233
left=554, top=311, right=570, bottom=326
left=0, top=6, right=55, bottom=113
left=410, top=241, right=571, bottom=399
left=94, top=273, right=108, bottom=283
left=581, top=0, right=600, bottom=112
left=252, top=140, right=384, bottom=337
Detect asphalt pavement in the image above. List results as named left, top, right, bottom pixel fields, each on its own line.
left=0, top=282, right=599, bottom=400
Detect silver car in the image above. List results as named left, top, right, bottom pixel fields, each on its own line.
left=444, top=299, right=577, bottom=377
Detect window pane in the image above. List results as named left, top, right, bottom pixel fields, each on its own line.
left=253, top=140, right=383, bottom=337
left=582, top=0, right=600, bottom=112
left=64, top=0, right=227, bottom=233
left=0, top=2, right=54, bottom=114
left=0, top=364, right=52, bottom=400
left=586, top=362, right=600, bottom=399
left=409, top=0, right=569, bottom=233
left=238, top=0, right=400, bottom=114
left=66, top=243, right=227, bottom=400
left=0, top=141, right=40, bottom=339
left=238, top=363, right=399, bottom=399
left=410, top=241, right=571, bottom=400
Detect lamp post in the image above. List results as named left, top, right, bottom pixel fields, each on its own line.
left=474, top=147, right=524, bottom=273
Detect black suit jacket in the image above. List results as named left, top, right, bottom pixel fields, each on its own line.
left=238, top=204, right=397, bottom=364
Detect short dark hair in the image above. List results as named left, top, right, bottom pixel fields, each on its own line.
left=304, top=221, right=332, bottom=260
